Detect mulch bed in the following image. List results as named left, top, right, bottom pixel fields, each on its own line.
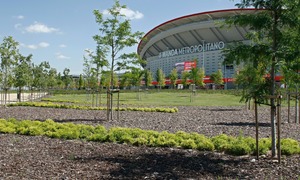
left=0, top=105, right=299, bottom=179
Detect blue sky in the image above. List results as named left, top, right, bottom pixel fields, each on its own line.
left=0, top=0, right=238, bottom=75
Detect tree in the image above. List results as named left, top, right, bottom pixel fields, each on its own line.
left=144, top=69, right=153, bottom=89
left=78, top=74, right=84, bottom=90
left=156, top=68, right=165, bottom=89
left=83, top=54, right=98, bottom=90
left=62, top=68, right=72, bottom=89
left=169, top=68, right=178, bottom=89
left=190, top=67, right=205, bottom=88
left=119, top=72, right=131, bottom=89
left=14, top=54, right=33, bottom=101
left=181, top=71, right=190, bottom=88
left=223, top=0, right=300, bottom=157
left=93, top=0, right=144, bottom=120
left=210, top=70, right=224, bottom=89
left=32, top=61, right=50, bottom=91
left=0, top=36, right=19, bottom=105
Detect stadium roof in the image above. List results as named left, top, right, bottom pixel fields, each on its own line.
left=137, top=8, right=262, bottom=60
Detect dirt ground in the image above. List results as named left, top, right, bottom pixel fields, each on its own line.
left=0, top=105, right=299, bottom=179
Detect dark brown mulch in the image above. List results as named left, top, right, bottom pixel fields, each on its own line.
left=0, top=105, right=299, bottom=179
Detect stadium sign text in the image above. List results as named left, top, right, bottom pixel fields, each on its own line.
left=158, top=41, right=225, bottom=58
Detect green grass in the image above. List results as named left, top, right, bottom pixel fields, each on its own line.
left=44, top=90, right=243, bottom=107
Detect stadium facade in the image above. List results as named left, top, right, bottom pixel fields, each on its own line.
left=137, top=9, right=261, bottom=88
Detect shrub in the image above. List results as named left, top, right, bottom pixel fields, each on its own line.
left=225, top=135, right=253, bottom=156
left=211, top=134, right=234, bottom=152
left=258, top=138, right=271, bottom=155
left=87, top=125, right=108, bottom=142
left=180, top=139, right=197, bottom=149
left=189, top=133, right=214, bottom=151
left=108, top=127, right=134, bottom=143
left=156, top=131, right=178, bottom=147
left=0, top=119, right=17, bottom=134
left=281, top=138, right=300, bottom=155
left=77, top=124, right=95, bottom=139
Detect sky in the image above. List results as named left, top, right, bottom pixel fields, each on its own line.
left=0, top=0, right=239, bottom=75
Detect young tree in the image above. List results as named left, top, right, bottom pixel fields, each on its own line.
left=169, top=68, right=178, bottom=89
left=144, top=69, right=153, bottom=89
left=14, top=54, right=33, bottom=101
left=0, top=36, right=19, bottom=105
left=210, top=70, right=224, bottom=89
left=93, top=0, right=144, bottom=120
left=223, top=0, right=300, bottom=157
left=181, top=71, right=190, bottom=88
left=156, top=68, right=165, bottom=89
left=47, top=68, right=58, bottom=89
left=119, top=72, right=130, bottom=89
left=190, top=67, right=205, bottom=88
left=62, top=68, right=72, bottom=89
left=78, top=74, right=84, bottom=90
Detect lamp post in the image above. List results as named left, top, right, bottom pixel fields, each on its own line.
left=201, top=40, right=205, bottom=70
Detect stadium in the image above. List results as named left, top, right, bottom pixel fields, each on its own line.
left=137, top=9, right=262, bottom=89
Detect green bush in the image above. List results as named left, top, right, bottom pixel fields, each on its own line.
left=258, top=138, right=271, bottom=155
left=180, top=139, right=197, bottom=149
left=156, top=131, right=178, bottom=147
left=0, top=118, right=299, bottom=156
left=0, top=119, right=17, bottom=134
left=190, top=133, right=214, bottom=151
left=281, top=138, right=300, bottom=155
left=9, top=102, right=178, bottom=113
left=211, top=134, right=234, bottom=151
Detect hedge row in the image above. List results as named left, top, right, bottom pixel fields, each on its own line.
left=8, top=102, right=179, bottom=113
left=0, top=118, right=299, bottom=156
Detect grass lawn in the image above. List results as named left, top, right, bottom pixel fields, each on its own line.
left=47, top=90, right=244, bottom=107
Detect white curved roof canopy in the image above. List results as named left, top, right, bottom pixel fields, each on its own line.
left=137, top=9, right=261, bottom=61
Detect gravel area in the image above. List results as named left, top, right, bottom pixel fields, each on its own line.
left=0, top=105, right=299, bottom=179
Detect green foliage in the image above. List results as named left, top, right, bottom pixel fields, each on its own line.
left=258, top=138, right=271, bottom=155
left=8, top=101, right=178, bottom=113
left=210, top=70, right=224, bottom=86
left=226, top=137, right=252, bottom=156
left=0, top=118, right=299, bottom=156
left=0, top=119, right=17, bottom=134
left=156, top=68, right=166, bottom=88
left=281, top=138, right=300, bottom=155
left=211, top=134, right=235, bottom=152
left=86, top=125, right=108, bottom=142
left=169, top=68, right=178, bottom=89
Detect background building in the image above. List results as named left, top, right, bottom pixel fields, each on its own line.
left=137, top=9, right=260, bottom=88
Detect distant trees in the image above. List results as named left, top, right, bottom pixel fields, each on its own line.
left=190, top=67, right=205, bottom=88
left=169, top=68, right=178, bottom=89
left=156, top=68, right=165, bottom=89
left=144, top=70, right=153, bottom=89
left=210, top=70, right=224, bottom=89
left=181, top=71, right=190, bottom=88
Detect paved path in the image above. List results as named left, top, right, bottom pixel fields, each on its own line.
left=0, top=92, right=48, bottom=104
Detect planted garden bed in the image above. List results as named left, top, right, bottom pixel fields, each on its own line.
left=0, top=105, right=299, bottom=179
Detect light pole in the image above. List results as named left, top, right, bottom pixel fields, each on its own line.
left=201, top=40, right=205, bottom=70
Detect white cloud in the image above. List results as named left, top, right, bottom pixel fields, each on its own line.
left=17, top=15, right=24, bottom=20
left=20, top=42, right=50, bottom=50
left=14, top=23, right=22, bottom=29
left=120, top=8, right=143, bottom=20
left=39, top=42, right=49, bottom=48
left=59, top=44, right=67, bottom=48
left=56, top=52, right=70, bottom=59
left=27, top=44, right=38, bottom=49
left=103, top=7, right=144, bottom=20
left=25, top=22, right=59, bottom=33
